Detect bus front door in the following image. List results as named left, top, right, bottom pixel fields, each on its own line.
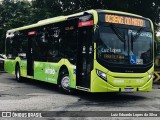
left=76, top=25, right=93, bottom=89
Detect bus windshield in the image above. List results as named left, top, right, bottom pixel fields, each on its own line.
left=96, top=26, right=153, bottom=65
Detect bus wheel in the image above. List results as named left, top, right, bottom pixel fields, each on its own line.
left=59, top=70, right=72, bottom=93
left=15, top=65, right=22, bottom=82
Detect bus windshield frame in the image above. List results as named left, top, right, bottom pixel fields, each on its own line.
left=96, top=13, right=153, bottom=73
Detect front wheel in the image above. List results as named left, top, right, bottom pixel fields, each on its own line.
left=59, top=70, right=72, bottom=93
left=15, top=65, right=22, bottom=82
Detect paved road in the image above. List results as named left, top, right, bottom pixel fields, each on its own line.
left=0, top=72, right=160, bottom=119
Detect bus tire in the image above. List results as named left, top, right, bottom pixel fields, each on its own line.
left=15, top=65, right=23, bottom=82
left=58, top=69, right=72, bottom=94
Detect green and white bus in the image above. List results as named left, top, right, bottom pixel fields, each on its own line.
left=5, top=9, right=154, bottom=93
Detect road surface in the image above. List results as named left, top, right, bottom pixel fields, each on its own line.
left=0, top=72, right=160, bottom=119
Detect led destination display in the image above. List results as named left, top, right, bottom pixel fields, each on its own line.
left=105, top=14, right=146, bottom=27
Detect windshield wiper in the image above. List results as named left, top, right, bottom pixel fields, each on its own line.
left=110, top=24, right=126, bottom=42
left=131, top=27, right=144, bottom=42
left=110, top=24, right=126, bottom=51
left=131, top=27, right=144, bottom=51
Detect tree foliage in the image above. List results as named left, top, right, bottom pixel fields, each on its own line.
left=0, top=0, right=33, bottom=53
left=0, top=0, right=160, bottom=53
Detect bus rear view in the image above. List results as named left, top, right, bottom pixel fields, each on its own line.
left=91, top=11, right=154, bottom=92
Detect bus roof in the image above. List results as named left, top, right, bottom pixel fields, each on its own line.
left=7, top=9, right=145, bottom=33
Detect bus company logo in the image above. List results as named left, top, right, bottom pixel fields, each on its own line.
left=45, top=68, right=56, bottom=74
left=2, top=112, right=11, bottom=117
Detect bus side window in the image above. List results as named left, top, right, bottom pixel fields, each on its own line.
left=64, top=23, right=78, bottom=64
left=6, top=38, right=14, bottom=59
left=17, top=32, right=28, bottom=59
left=7, top=35, right=18, bottom=59
left=34, top=27, right=48, bottom=62
left=47, top=23, right=63, bottom=62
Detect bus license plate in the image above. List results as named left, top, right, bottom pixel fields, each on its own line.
left=124, top=88, right=134, bottom=92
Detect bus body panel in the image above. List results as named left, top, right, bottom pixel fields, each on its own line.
left=20, top=60, right=27, bottom=77
left=63, top=59, right=76, bottom=89
left=91, top=75, right=152, bottom=92
left=5, top=57, right=77, bottom=89
left=34, top=61, right=49, bottom=82
left=4, top=59, right=16, bottom=74
left=90, top=60, right=153, bottom=92
left=33, top=60, right=63, bottom=84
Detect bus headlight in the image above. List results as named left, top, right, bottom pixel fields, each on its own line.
left=96, top=69, right=107, bottom=81
left=148, top=73, right=153, bottom=80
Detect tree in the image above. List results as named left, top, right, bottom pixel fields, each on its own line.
left=0, top=0, right=33, bottom=53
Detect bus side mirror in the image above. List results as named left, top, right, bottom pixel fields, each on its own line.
left=154, top=41, right=157, bottom=57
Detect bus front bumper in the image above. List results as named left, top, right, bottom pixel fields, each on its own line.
left=91, top=76, right=153, bottom=92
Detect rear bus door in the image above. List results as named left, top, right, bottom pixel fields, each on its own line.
left=27, top=31, right=36, bottom=76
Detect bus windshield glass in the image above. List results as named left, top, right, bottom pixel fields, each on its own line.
left=96, top=26, right=153, bottom=65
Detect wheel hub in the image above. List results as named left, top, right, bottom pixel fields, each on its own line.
left=61, top=76, right=70, bottom=90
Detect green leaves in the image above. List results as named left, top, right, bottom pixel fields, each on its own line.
left=0, top=1, right=32, bottom=53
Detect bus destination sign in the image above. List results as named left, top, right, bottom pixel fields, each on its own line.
left=105, top=14, right=146, bottom=27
